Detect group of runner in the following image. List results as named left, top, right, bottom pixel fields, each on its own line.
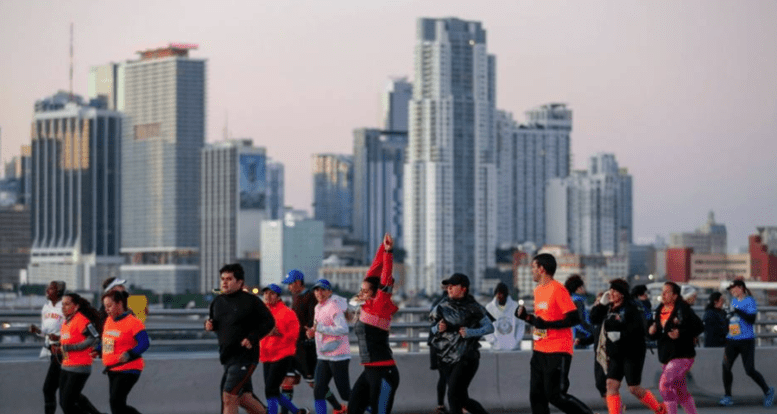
left=31, top=278, right=148, bottom=414
left=205, top=233, right=399, bottom=414
left=32, top=246, right=775, bottom=414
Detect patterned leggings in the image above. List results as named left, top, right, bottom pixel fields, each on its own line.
left=659, top=358, right=697, bottom=414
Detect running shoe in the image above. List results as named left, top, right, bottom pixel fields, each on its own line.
left=655, top=403, right=667, bottom=414
left=718, top=395, right=734, bottom=406
left=765, top=387, right=775, bottom=407
left=333, top=404, right=348, bottom=414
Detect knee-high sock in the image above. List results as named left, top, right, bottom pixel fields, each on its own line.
left=315, top=399, right=327, bottom=414
left=639, top=391, right=662, bottom=412
left=606, top=395, right=622, bottom=414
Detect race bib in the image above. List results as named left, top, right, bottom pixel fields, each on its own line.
left=533, top=327, right=547, bottom=341
left=729, top=323, right=741, bottom=337
left=103, top=337, right=115, bottom=355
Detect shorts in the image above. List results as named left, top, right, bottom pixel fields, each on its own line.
left=222, top=362, right=257, bottom=395
left=606, top=351, right=645, bottom=386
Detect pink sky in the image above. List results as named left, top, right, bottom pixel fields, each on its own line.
left=1, top=0, right=776, bottom=250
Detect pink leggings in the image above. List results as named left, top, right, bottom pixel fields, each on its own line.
left=659, top=358, right=698, bottom=414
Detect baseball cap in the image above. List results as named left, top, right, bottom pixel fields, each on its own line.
left=282, top=269, right=304, bottom=284
left=262, top=284, right=282, bottom=295
left=312, top=279, right=332, bottom=290
left=727, top=279, right=746, bottom=290
left=442, top=273, right=470, bottom=289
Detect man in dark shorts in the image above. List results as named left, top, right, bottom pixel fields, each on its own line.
left=206, top=263, right=276, bottom=414
left=281, top=270, right=344, bottom=414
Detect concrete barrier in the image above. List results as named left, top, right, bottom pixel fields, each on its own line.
left=3, top=348, right=777, bottom=414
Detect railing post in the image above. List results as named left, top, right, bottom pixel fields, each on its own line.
left=408, top=310, right=419, bottom=353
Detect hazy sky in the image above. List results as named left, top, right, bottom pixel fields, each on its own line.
left=1, top=1, right=776, bottom=250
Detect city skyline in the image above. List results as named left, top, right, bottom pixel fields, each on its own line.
left=1, top=1, right=776, bottom=250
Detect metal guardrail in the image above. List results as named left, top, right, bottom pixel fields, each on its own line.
left=4, top=306, right=777, bottom=351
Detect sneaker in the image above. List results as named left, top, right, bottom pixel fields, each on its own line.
left=765, top=387, right=775, bottom=407
left=655, top=403, right=667, bottom=414
left=333, top=405, right=348, bottom=414
left=718, top=395, right=734, bottom=407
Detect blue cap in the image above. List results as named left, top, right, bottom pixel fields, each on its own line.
left=262, top=284, right=282, bottom=295
left=282, top=269, right=304, bottom=284
left=312, top=279, right=332, bottom=290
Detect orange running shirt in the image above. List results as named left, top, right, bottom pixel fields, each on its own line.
left=532, top=279, right=576, bottom=355
left=102, top=314, right=145, bottom=372
left=60, top=312, right=94, bottom=367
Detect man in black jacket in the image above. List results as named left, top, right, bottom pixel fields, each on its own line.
left=206, top=263, right=276, bottom=414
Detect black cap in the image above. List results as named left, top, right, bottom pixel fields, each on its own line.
left=609, top=279, right=630, bottom=297
left=727, top=279, right=746, bottom=290
left=442, top=273, right=470, bottom=289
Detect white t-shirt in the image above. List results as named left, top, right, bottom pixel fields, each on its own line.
left=39, top=300, right=65, bottom=356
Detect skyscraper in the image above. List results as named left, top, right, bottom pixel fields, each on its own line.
left=496, top=104, right=572, bottom=248
left=119, top=44, right=205, bottom=293
left=546, top=153, right=633, bottom=255
left=382, top=77, right=412, bottom=131
left=404, top=18, right=497, bottom=294
left=200, top=140, right=267, bottom=292
left=312, top=154, right=353, bottom=230
left=27, top=92, right=123, bottom=290
left=266, top=159, right=285, bottom=220
left=352, top=128, right=407, bottom=257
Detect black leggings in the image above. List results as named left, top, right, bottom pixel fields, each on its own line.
left=59, top=370, right=97, bottom=414
left=349, top=366, right=400, bottom=414
left=44, top=354, right=62, bottom=414
left=108, top=371, right=141, bottom=414
left=439, top=359, right=488, bottom=414
left=723, top=338, right=770, bottom=395
left=264, top=357, right=295, bottom=399
left=314, top=359, right=350, bottom=401
left=529, top=352, right=593, bottom=414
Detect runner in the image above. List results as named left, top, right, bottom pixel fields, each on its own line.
left=100, top=290, right=149, bottom=414
left=349, top=233, right=400, bottom=414
left=719, top=279, right=775, bottom=407
left=515, top=253, right=593, bottom=414
left=29, top=280, right=66, bottom=414
left=260, top=284, right=308, bottom=414
left=53, top=292, right=103, bottom=414
left=564, top=275, right=593, bottom=349
left=430, top=273, right=494, bottom=414
left=703, top=292, right=727, bottom=348
left=306, top=279, right=351, bottom=414
left=647, top=282, right=704, bottom=414
left=282, top=270, right=344, bottom=414
left=484, top=282, right=525, bottom=352
left=589, top=279, right=666, bottom=414
left=205, top=263, right=276, bottom=414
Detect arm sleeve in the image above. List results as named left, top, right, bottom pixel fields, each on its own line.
left=589, top=303, right=607, bottom=325
left=63, top=323, right=99, bottom=352
left=733, top=308, right=757, bottom=324
left=248, top=299, right=276, bottom=344
left=208, top=300, right=218, bottom=331
left=127, top=330, right=150, bottom=358
left=537, top=310, right=581, bottom=329
left=365, top=244, right=385, bottom=279
left=465, top=315, right=495, bottom=338
left=381, top=250, right=394, bottom=288
left=316, top=311, right=349, bottom=336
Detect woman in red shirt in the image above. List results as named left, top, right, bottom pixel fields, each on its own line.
left=52, top=292, right=102, bottom=414
left=100, top=290, right=149, bottom=414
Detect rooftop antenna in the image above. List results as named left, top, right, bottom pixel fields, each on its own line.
left=223, top=110, right=229, bottom=140
left=69, top=22, right=74, bottom=102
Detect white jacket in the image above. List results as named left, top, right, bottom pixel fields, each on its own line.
left=484, top=296, right=525, bottom=351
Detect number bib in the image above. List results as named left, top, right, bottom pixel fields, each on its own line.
left=103, top=337, right=115, bottom=355
left=728, top=323, right=741, bottom=337
left=533, top=327, right=548, bottom=341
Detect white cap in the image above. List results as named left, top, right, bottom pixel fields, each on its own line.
left=681, top=285, right=697, bottom=301
left=104, top=278, right=127, bottom=293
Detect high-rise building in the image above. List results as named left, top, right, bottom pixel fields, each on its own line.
left=266, top=159, right=285, bottom=220
left=0, top=205, right=31, bottom=289
left=200, top=140, right=267, bottom=292
left=119, top=44, right=205, bottom=293
left=546, top=153, right=633, bottom=255
left=382, top=78, right=412, bottom=131
left=404, top=18, right=497, bottom=294
left=260, top=218, right=324, bottom=285
left=27, top=92, right=123, bottom=290
left=88, top=62, right=124, bottom=111
left=352, top=129, right=407, bottom=259
left=496, top=105, right=572, bottom=248
left=669, top=211, right=727, bottom=254
left=312, top=154, right=352, bottom=230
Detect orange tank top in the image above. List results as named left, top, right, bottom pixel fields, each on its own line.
left=102, top=314, right=145, bottom=371
left=60, top=313, right=94, bottom=367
